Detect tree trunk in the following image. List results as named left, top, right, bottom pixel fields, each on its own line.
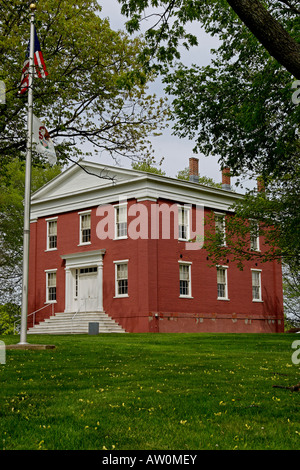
left=227, top=0, right=300, bottom=78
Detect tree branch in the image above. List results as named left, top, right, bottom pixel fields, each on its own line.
left=226, top=0, right=300, bottom=78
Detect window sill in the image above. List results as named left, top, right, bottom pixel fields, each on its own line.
left=179, top=295, right=193, bottom=299
left=252, top=299, right=263, bottom=303
left=45, top=248, right=58, bottom=252
left=114, top=294, right=129, bottom=298
left=44, top=301, right=57, bottom=304
left=78, top=242, right=91, bottom=246
left=113, top=236, right=128, bottom=241
left=217, top=298, right=230, bottom=301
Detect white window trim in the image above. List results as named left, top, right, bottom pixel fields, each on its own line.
left=251, top=268, right=263, bottom=302
left=177, top=205, right=190, bottom=242
left=216, top=265, right=229, bottom=300
left=45, top=217, right=58, bottom=251
left=78, top=210, right=91, bottom=246
left=214, top=212, right=226, bottom=247
left=45, top=269, right=57, bottom=304
left=114, top=260, right=129, bottom=298
left=114, top=203, right=128, bottom=240
left=178, top=261, right=193, bottom=298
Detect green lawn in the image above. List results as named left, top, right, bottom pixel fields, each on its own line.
left=0, top=333, right=299, bottom=450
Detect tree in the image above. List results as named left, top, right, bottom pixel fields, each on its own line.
left=118, top=0, right=300, bottom=268
left=0, top=0, right=168, bottom=168
left=131, top=155, right=166, bottom=174
left=0, top=159, right=61, bottom=303
left=0, top=303, right=21, bottom=335
left=118, top=0, right=300, bottom=78
left=176, top=167, right=222, bottom=188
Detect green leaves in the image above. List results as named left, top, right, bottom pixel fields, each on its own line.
left=0, top=0, right=168, bottom=164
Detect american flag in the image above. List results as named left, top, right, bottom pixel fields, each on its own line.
left=19, top=27, right=48, bottom=94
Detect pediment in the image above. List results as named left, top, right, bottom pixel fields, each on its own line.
left=31, top=161, right=142, bottom=202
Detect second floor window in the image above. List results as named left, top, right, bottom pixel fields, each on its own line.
left=80, top=212, right=91, bottom=244
left=215, top=213, right=226, bottom=246
left=250, top=221, right=260, bottom=251
left=115, top=204, right=127, bottom=239
left=47, top=219, right=57, bottom=250
left=178, top=206, right=189, bottom=241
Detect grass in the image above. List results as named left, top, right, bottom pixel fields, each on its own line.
left=0, top=333, right=299, bottom=450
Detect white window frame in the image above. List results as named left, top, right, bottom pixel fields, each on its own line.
left=251, top=269, right=262, bottom=302
left=114, top=203, right=128, bottom=240
left=46, top=217, right=58, bottom=251
left=250, top=220, right=260, bottom=251
left=214, top=212, right=226, bottom=246
left=78, top=210, right=91, bottom=246
left=114, top=260, right=129, bottom=298
left=178, top=261, right=192, bottom=298
left=217, top=265, right=229, bottom=300
left=45, top=269, right=57, bottom=303
left=177, top=205, right=190, bottom=241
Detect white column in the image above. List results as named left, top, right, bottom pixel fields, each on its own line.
left=64, top=268, right=73, bottom=312
left=97, top=257, right=104, bottom=311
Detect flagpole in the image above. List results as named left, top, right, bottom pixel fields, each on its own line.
left=19, top=3, right=36, bottom=345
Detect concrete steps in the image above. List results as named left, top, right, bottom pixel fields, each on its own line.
left=27, top=312, right=126, bottom=335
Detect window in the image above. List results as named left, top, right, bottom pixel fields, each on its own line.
left=250, top=221, right=260, bottom=251
left=79, top=267, right=97, bottom=274
left=178, top=206, right=190, bottom=241
left=115, top=204, right=127, bottom=239
left=179, top=262, right=192, bottom=297
left=79, top=212, right=91, bottom=244
left=252, top=270, right=262, bottom=301
left=215, top=213, right=226, bottom=246
left=46, top=270, right=57, bottom=302
left=217, top=266, right=228, bottom=299
left=114, top=261, right=128, bottom=297
left=46, top=218, right=57, bottom=250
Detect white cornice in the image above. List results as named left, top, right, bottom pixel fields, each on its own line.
left=30, top=161, right=243, bottom=220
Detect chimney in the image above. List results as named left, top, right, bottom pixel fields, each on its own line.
left=222, top=167, right=231, bottom=191
left=189, top=157, right=199, bottom=183
left=257, top=176, right=265, bottom=193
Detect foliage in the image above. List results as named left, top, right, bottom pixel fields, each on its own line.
left=282, top=264, right=300, bottom=325
left=131, top=155, right=166, bottom=174
left=118, top=0, right=300, bottom=269
left=0, top=334, right=299, bottom=450
left=204, top=170, right=300, bottom=269
left=0, top=159, right=61, bottom=303
left=177, top=166, right=222, bottom=188
left=0, top=0, right=168, bottom=167
left=0, top=303, right=20, bottom=335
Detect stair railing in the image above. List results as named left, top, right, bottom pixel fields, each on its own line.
left=14, top=303, right=54, bottom=335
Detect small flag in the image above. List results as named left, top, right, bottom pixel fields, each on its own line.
left=19, top=27, right=48, bottom=94
left=32, top=114, right=57, bottom=165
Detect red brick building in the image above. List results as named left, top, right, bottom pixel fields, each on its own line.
left=27, top=158, right=284, bottom=333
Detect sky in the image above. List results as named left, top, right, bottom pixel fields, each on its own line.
left=97, top=1, right=255, bottom=192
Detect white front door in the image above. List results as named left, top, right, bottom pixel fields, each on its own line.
left=62, top=249, right=105, bottom=313
left=78, top=267, right=99, bottom=312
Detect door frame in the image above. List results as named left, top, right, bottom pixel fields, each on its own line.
left=61, top=249, right=106, bottom=313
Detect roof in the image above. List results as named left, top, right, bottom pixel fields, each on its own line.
left=30, top=160, right=243, bottom=220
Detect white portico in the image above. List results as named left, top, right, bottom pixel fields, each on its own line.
left=61, top=250, right=106, bottom=313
